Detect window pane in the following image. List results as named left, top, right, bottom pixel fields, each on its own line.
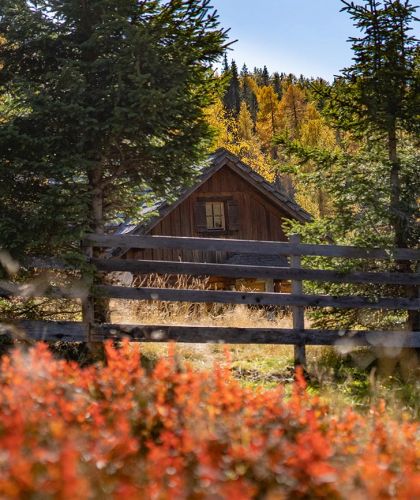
left=205, top=201, right=225, bottom=229
left=213, top=202, right=222, bottom=216
left=214, top=215, right=223, bottom=228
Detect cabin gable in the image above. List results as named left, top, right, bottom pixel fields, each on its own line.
left=127, top=162, right=305, bottom=264
left=119, top=148, right=311, bottom=268
left=150, top=164, right=289, bottom=242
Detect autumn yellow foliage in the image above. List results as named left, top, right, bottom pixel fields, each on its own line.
left=206, top=76, right=340, bottom=217
left=206, top=98, right=275, bottom=181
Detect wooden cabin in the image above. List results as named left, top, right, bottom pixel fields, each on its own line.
left=116, top=148, right=311, bottom=291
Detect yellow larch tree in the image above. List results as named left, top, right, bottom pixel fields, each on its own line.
left=277, top=84, right=307, bottom=140
left=206, top=99, right=274, bottom=180
left=255, top=85, right=281, bottom=154
left=237, top=101, right=253, bottom=140
left=288, top=101, right=338, bottom=217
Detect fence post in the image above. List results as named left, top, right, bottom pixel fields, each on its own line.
left=410, top=260, right=420, bottom=333
left=290, top=234, right=306, bottom=366
left=81, top=242, right=95, bottom=344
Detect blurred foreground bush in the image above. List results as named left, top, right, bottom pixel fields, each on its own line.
left=0, top=341, right=418, bottom=499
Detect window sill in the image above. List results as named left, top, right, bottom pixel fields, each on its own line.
left=197, top=230, right=238, bottom=236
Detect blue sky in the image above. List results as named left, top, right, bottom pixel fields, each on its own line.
left=211, top=0, right=420, bottom=81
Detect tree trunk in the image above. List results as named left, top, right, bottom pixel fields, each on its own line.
left=89, top=166, right=105, bottom=236
left=318, top=189, right=326, bottom=218
left=387, top=127, right=419, bottom=334
left=388, top=126, right=404, bottom=249
left=87, top=164, right=111, bottom=325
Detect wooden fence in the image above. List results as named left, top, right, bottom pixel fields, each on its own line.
left=1, top=233, right=419, bottom=364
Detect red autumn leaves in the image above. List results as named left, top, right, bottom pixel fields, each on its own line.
left=0, top=341, right=418, bottom=499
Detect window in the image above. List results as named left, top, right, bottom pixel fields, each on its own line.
left=194, top=198, right=239, bottom=233
left=205, top=201, right=225, bottom=230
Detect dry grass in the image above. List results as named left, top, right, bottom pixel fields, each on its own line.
left=110, top=273, right=293, bottom=328
left=109, top=273, right=297, bottom=373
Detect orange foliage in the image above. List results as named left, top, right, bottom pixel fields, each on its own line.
left=0, top=342, right=418, bottom=499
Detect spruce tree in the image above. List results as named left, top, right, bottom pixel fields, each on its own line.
left=275, top=0, right=420, bottom=333
left=223, top=53, right=230, bottom=74
left=253, top=67, right=264, bottom=86
left=240, top=76, right=258, bottom=124
left=272, top=72, right=283, bottom=100
left=223, top=59, right=241, bottom=116
left=261, top=65, right=270, bottom=86
left=0, top=0, right=228, bottom=256
left=298, top=74, right=306, bottom=88
left=332, top=0, right=419, bottom=249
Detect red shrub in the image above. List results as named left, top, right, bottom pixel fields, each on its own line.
left=0, top=341, right=417, bottom=499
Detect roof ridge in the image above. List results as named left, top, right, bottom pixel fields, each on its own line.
left=115, top=148, right=311, bottom=239
left=221, top=151, right=312, bottom=221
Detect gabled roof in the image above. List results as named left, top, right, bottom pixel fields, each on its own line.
left=115, top=148, right=311, bottom=236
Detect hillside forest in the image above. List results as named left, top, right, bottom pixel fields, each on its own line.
left=0, top=0, right=419, bottom=333
left=206, top=0, right=420, bottom=331
left=209, top=55, right=419, bottom=252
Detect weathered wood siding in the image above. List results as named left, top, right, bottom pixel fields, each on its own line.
left=129, top=164, right=291, bottom=264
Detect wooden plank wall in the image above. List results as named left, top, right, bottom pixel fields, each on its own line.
left=130, top=166, right=289, bottom=264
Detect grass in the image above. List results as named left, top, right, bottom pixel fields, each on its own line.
left=98, top=275, right=420, bottom=420
left=137, top=341, right=420, bottom=419
left=3, top=273, right=419, bottom=420
left=3, top=328, right=419, bottom=419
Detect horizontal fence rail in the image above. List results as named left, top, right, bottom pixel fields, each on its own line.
left=2, top=321, right=420, bottom=348
left=22, top=257, right=420, bottom=286
left=2, top=233, right=419, bottom=363
left=1, top=283, right=419, bottom=311
left=91, top=258, right=420, bottom=286
left=84, top=234, right=420, bottom=260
